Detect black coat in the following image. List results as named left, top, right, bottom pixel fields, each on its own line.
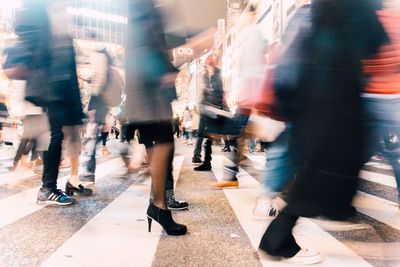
left=281, top=0, right=387, bottom=220
left=201, top=68, right=224, bottom=107
left=198, top=68, right=225, bottom=137
left=14, top=1, right=84, bottom=126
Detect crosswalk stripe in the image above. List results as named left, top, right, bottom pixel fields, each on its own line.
left=211, top=155, right=372, bottom=266
left=246, top=153, right=400, bottom=236
left=353, top=191, right=400, bottom=231
left=0, top=170, right=37, bottom=186
left=364, top=161, right=393, bottom=171
left=40, top=155, right=185, bottom=267
left=0, top=157, right=94, bottom=187
left=246, top=154, right=399, bottom=189
left=359, top=170, right=398, bottom=188
left=0, top=157, right=125, bottom=229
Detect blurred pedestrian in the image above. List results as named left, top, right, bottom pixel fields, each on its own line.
left=173, top=114, right=181, bottom=138
left=194, top=54, right=224, bottom=172
left=362, top=0, right=400, bottom=204
left=258, top=0, right=387, bottom=264
left=15, top=0, right=87, bottom=205
left=182, top=106, right=193, bottom=145
left=79, top=33, right=112, bottom=182
left=210, top=5, right=266, bottom=188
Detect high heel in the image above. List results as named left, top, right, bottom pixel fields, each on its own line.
left=65, top=181, right=93, bottom=196
left=146, top=203, right=187, bottom=236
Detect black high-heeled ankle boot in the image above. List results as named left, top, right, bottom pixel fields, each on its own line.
left=65, top=181, right=93, bottom=196
left=147, top=203, right=187, bottom=236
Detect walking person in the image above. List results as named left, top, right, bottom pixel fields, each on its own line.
left=182, top=107, right=193, bottom=145
left=173, top=114, right=181, bottom=138
left=10, top=80, right=48, bottom=171
left=210, top=5, right=267, bottom=188
left=258, top=0, right=387, bottom=264
left=79, top=34, right=112, bottom=182
left=194, top=54, right=224, bottom=172
left=14, top=0, right=87, bottom=205
left=361, top=0, right=400, bottom=205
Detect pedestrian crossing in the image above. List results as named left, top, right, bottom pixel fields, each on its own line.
left=0, top=145, right=398, bottom=267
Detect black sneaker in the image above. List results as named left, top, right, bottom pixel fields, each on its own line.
left=192, top=157, right=202, bottom=164
left=225, top=165, right=238, bottom=173
left=167, top=197, right=189, bottom=210
left=36, top=188, right=76, bottom=206
left=194, top=163, right=211, bottom=171
left=79, top=173, right=95, bottom=183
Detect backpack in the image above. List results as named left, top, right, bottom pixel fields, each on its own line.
left=100, top=50, right=124, bottom=107
left=1, top=42, right=30, bottom=80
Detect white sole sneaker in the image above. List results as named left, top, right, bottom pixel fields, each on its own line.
left=282, top=249, right=322, bottom=265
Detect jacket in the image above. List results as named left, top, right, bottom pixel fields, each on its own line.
left=124, top=0, right=177, bottom=124
left=363, top=10, right=400, bottom=94
left=14, top=1, right=83, bottom=126
left=201, top=68, right=223, bottom=108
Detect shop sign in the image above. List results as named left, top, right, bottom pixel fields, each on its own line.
left=176, top=47, right=193, bottom=57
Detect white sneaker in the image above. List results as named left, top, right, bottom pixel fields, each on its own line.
left=252, top=197, right=279, bottom=219
left=282, top=249, right=322, bottom=265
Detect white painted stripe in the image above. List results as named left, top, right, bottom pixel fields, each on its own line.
left=246, top=155, right=267, bottom=171
left=359, top=170, right=397, bottom=188
left=0, top=158, right=125, bottom=229
left=0, top=157, right=91, bottom=187
left=354, top=191, right=400, bottom=231
left=364, top=161, right=393, bottom=171
left=0, top=170, right=38, bottom=186
left=40, top=155, right=185, bottom=267
left=212, top=155, right=372, bottom=267
left=246, top=154, right=398, bottom=188
left=41, top=184, right=159, bottom=267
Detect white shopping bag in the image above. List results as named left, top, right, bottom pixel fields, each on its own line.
left=246, top=115, right=286, bottom=142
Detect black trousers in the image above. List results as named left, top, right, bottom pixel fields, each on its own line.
left=14, top=138, right=36, bottom=163
left=259, top=209, right=300, bottom=258
left=41, top=125, right=63, bottom=189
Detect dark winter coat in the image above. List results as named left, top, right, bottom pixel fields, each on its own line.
left=14, top=0, right=84, bottom=127
left=124, top=0, right=177, bottom=124
left=198, top=68, right=225, bottom=137
left=281, top=0, right=387, bottom=220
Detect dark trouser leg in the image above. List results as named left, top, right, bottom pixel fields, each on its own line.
left=386, top=152, right=400, bottom=201
left=23, top=139, right=35, bottom=156
left=101, top=132, right=108, bottom=146
left=42, top=126, right=63, bottom=189
left=29, top=140, right=39, bottom=161
left=204, top=139, right=212, bottom=164
left=14, top=139, right=29, bottom=163
left=166, top=146, right=174, bottom=198
left=87, top=125, right=101, bottom=174
left=193, top=136, right=204, bottom=159
left=259, top=209, right=300, bottom=258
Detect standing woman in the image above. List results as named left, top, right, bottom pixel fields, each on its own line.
left=194, top=55, right=224, bottom=171
left=125, top=0, right=186, bottom=235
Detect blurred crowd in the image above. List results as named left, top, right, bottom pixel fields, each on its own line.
left=1, top=0, right=400, bottom=264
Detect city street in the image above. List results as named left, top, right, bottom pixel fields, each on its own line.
left=0, top=137, right=399, bottom=267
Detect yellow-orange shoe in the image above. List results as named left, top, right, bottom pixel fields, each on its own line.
left=210, top=180, right=238, bottom=189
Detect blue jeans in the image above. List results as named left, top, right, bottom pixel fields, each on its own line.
left=362, top=96, right=400, bottom=199
left=249, top=139, right=256, bottom=153
left=262, top=125, right=297, bottom=197
left=86, top=124, right=102, bottom=174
